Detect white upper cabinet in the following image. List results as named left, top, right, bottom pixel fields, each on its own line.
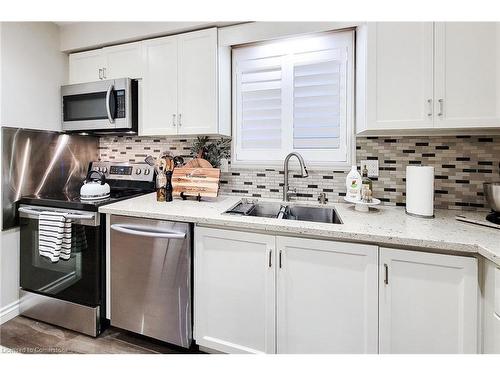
left=379, top=248, right=478, bottom=354
left=357, top=22, right=500, bottom=134
left=177, top=29, right=218, bottom=135
left=194, top=227, right=276, bottom=354
left=69, top=41, right=143, bottom=84
left=140, top=28, right=230, bottom=136
left=103, top=41, right=144, bottom=80
left=141, top=36, right=178, bottom=136
left=67, top=28, right=230, bottom=137
left=69, top=49, right=106, bottom=83
left=362, top=22, right=434, bottom=132
left=434, top=22, right=500, bottom=128
left=276, top=236, right=378, bottom=354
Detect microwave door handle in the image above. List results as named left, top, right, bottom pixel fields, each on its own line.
left=106, top=84, right=115, bottom=124
left=110, top=224, right=187, bottom=239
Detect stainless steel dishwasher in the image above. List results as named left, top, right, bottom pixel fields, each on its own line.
left=110, top=215, right=192, bottom=348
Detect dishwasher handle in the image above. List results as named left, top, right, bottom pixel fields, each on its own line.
left=111, top=223, right=186, bottom=239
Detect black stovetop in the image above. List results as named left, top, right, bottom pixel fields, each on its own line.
left=20, top=187, right=153, bottom=212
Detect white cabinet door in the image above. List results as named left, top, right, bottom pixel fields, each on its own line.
left=103, top=41, right=144, bottom=80
left=365, top=22, right=434, bottom=131
left=482, top=259, right=500, bottom=354
left=177, top=28, right=218, bottom=135
left=434, top=22, right=500, bottom=128
left=68, top=49, right=105, bottom=84
left=140, top=36, right=178, bottom=136
left=194, top=227, right=276, bottom=354
left=276, top=236, right=378, bottom=353
left=379, top=248, right=478, bottom=354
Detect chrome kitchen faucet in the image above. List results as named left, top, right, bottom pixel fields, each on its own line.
left=283, top=152, right=309, bottom=202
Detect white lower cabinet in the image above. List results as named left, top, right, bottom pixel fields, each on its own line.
left=194, top=227, right=276, bottom=354
left=481, top=259, right=500, bottom=354
left=194, top=228, right=480, bottom=354
left=194, top=227, right=378, bottom=354
left=276, top=236, right=378, bottom=353
left=379, top=247, right=479, bottom=354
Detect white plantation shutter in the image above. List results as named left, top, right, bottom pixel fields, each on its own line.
left=293, top=59, right=342, bottom=149
left=240, top=66, right=282, bottom=150
left=232, top=30, right=353, bottom=165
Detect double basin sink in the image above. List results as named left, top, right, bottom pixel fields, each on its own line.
left=225, top=200, right=343, bottom=224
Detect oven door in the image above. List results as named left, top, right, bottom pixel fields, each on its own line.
left=61, top=78, right=132, bottom=132
left=19, top=205, right=103, bottom=307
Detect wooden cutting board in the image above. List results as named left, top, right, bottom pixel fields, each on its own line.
left=172, top=167, right=220, bottom=198
left=183, top=158, right=213, bottom=168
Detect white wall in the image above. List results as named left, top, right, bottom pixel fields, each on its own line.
left=59, top=22, right=239, bottom=52
left=0, top=22, right=68, bottom=323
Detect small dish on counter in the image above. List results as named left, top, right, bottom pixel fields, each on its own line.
left=344, top=196, right=381, bottom=212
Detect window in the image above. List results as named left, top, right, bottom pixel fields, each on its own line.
left=232, top=30, right=354, bottom=167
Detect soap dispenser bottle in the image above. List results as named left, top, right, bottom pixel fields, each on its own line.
left=346, top=166, right=362, bottom=201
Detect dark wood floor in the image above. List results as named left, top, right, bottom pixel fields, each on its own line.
left=0, top=316, right=204, bottom=354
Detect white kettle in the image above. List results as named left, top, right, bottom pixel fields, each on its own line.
left=80, top=170, right=110, bottom=200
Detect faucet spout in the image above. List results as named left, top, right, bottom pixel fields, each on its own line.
left=283, top=152, right=309, bottom=202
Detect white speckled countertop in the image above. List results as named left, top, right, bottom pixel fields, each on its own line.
left=99, top=193, right=500, bottom=265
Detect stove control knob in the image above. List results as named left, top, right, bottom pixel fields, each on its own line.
left=94, top=166, right=100, bottom=172
left=144, top=169, right=151, bottom=175
left=136, top=168, right=142, bottom=175
left=101, top=167, right=108, bottom=173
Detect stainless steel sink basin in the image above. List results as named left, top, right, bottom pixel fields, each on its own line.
left=246, top=202, right=284, bottom=219
left=225, top=200, right=343, bottom=224
left=283, top=205, right=343, bottom=224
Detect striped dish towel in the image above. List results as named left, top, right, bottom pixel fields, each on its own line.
left=39, top=211, right=72, bottom=262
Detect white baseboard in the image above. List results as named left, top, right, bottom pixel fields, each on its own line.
left=0, top=300, right=20, bottom=325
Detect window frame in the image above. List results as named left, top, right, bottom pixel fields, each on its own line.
left=231, top=29, right=356, bottom=170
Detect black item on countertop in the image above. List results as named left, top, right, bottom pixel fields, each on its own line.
left=486, top=211, right=500, bottom=225
left=165, top=171, right=173, bottom=202
left=179, top=192, right=202, bottom=201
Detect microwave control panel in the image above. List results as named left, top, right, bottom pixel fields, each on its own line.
left=116, top=90, right=126, bottom=118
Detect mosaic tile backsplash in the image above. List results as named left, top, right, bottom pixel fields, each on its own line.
left=99, top=135, right=500, bottom=210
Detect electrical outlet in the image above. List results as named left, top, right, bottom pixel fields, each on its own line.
left=361, top=160, right=379, bottom=178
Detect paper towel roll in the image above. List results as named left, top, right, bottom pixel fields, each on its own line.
left=406, top=166, right=434, bottom=218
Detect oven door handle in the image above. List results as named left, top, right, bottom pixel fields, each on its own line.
left=18, top=207, right=95, bottom=220
left=111, top=224, right=186, bottom=239
left=106, top=84, right=115, bottom=124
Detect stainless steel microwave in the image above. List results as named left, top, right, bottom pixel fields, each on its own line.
left=61, top=78, right=138, bottom=133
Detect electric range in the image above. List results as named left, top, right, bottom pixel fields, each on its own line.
left=17, top=161, right=155, bottom=337
left=19, top=161, right=155, bottom=211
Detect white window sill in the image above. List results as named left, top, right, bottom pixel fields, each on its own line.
left=229, top=160, right=353, bottom=172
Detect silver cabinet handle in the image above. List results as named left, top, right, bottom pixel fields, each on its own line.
left=172, top=114, right=176, bottom=127
left=384, top=263, right=389, bottom=285
left=106, top=84, right=115, bottom=124
left=438, top=99, right=444, bottom=117
left=178, top=113, right=182, bottom=127
left=111, top=224, right=186, bottom=239
left=99, top=68, right=103, bottom=80
left=102, top=67, right=107, bottom=79
left=268, top=249, right=272, bottom=268
left=427, top=99, right=433, bottom=117
left=18, top=207, right=94, bottom=220
left=279, top=250, right=282, bottom=269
